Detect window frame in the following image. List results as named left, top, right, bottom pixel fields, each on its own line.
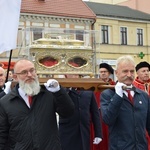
left=120, top=27, right=127, bottom=45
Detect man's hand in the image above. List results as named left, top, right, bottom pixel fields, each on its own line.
left=115, top=82, right=126, bottom=97
left=4, top=81, right=11, bottom=94
left=93, top=137, right=102, bottom=144
left=44, top=79, right=60, bottom=93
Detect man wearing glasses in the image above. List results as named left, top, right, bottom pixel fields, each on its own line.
left=99, top=63, right=115, bottom=85
left=0, top=59, right=75, bottom=150
left=91, top=63, right=115, bottom=150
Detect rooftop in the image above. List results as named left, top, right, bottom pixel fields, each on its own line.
left=21, top=0, right=96, bottom=19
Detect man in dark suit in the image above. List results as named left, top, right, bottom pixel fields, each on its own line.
left=101, top=55, right=150, bottom=150
left=91, top=63, right=115, bottom=150
left=0, top=59, right=75, bottom=150
left=0, top=67, right=11, bottom=95
left=59, top=74, right=102, bottom=150
left=0, top=67, right=6, bottom=92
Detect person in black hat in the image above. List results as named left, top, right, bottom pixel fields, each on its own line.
left=133, top=61, right=150, bottom=95
left=90, top=63, right=115, bottom=150
left=133, top=61, right=150, bottom=150
left=99, top=63, right=115, bottom=84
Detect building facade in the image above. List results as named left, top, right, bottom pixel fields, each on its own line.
left=1, top=0, right=150, bottom=76
left=85, top=1, right=150, bottom=71
left=0, top=0, right=96, bottom=70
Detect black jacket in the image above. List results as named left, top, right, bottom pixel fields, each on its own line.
left=0, top=84, right=75, bottom=150
left=59, top=89, right=102, bottom=150
left=101, top=88, right=150, bottom=150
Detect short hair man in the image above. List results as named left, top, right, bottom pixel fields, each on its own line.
left=0, top=67, right=11, bottom=97
left=0, top=59, right=75, bottom=150
left=0, top=67, right=6, bottom=92
left=100, top=55, right=150, bottom=150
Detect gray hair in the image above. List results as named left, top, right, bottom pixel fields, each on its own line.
left=115, top=55, right=135, bottom=70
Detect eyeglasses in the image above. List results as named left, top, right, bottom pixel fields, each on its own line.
left=100, top=71, right=108, bottom=74
left=15, top=68, right=36, bottom=76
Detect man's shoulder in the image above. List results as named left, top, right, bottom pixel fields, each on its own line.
left=101, top=88, right=115, bottom=95
left=0, top=88, right=18, bottom=104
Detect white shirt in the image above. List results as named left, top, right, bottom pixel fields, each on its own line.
left=18, top=87, right=31, bottom=108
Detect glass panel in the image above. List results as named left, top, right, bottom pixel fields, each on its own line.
left=68, top=56, right=87, bottom=68
left=39, top=56, right=59, bottom=68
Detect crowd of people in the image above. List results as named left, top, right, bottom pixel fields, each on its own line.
left=0, top=56, right=150, bottom=150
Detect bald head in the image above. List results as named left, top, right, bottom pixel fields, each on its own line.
left=14, top=59, right=34, bottom=74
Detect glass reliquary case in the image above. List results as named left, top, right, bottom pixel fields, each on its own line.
left=23, top=28, right=100, bottom=77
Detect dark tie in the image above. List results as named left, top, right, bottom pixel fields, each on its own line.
left=28, top=96, right=32, bottom=106
left=126, top=90, right=133, bottom=104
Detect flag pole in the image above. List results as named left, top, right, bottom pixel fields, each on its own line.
left=5, top=50, right=13, bottom=82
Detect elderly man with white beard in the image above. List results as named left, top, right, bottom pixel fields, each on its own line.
left=0, top=59, right=75, bottom=150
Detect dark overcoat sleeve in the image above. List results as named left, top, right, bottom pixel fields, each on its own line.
left=0, top=103, right=9, bottom=148
left=100, top=89, right=123, bottom=126
left=90, top=93, right=102, bottom=138
left=0, top=91, right=6, bottom=99
left=53, top=87, right=75, bottom=118
left=146, top=94, right=150, bottom=136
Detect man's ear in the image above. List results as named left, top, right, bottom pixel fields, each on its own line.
left=114, top=70, right=117, bottom=77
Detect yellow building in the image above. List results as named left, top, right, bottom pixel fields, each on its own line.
left=85, top=1, right=150, bottom=70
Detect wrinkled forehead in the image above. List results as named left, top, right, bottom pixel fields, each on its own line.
left=117, top=61, right=135, bottom=69
left=137, top=67, right=149, bottom=72
left=14, top=60, right=34, bottom=72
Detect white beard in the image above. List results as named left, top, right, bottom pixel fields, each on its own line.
left=19, top=77, right=41, bottom=96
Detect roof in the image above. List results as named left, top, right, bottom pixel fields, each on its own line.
left=21, top=0, right=96, bottom=20
left=85, top=2, right=150, bottom=21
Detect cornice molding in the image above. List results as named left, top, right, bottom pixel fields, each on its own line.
left=20, top=13, right=95, bottom=24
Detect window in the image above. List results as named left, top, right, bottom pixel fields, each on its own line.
left=76, top=30, right=84, bottom=41
left=120, top=27, right=127, bottom=45
left=64, top=29, right=84, bottom=41
left=33, top=28, right=42, bottom=40
left=101, top=25, right=109, bottom=44
left=137, top=29, right=143, bottom=46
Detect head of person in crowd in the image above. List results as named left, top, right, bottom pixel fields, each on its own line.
left=8, top=70, right=14, bottom=81
left=13, top=59, right=40, bottom=96
left=115, top=55, right=135, bottom=86
left=99, top=63, right=114, bottom=82
left=0, top=67, right=6, bottom=88
left=135, top=61, right=150, bottom=83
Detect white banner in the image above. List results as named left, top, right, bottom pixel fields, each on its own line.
left=0, top=0, right=21, bottom=54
